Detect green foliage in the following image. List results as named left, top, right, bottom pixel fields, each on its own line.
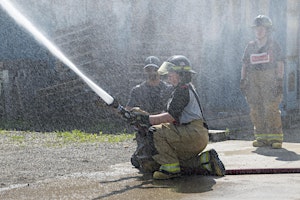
left=225, top=128, right=230, bottom=136
left=55, top=129, right=134, bottom=143
left=10, top=135, right=25, bottom=143
left=0, top=129, right=135, bottom=147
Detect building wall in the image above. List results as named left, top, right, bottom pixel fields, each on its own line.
left=1, top=0, right=300, bottom=131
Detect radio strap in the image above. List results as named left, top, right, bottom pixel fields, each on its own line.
left=188, top=83, right=209, bottom=129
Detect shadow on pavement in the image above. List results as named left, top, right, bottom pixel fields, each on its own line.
left=93, top=174, right=217, bottom=199
left=93, top=175, right=153, bottom=200
left=152, top=175, right=217, bottom=193
left=253, top=147, right=300, bottom=161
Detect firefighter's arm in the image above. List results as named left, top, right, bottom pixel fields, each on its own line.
left=274, top=61, right=284, bottom=96
left=129, top=109, right=175, bottom=126
left=240, top=64, right=248, bottom=95
left=241, top=63, right=247, bottom=80
left=127, top=111, right=175, bottom=127
left=276, top=61, right=284, bottom=79
left=149, top=112, right=175, bottom=125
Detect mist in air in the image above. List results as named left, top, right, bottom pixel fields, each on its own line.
left=1, top=0, right=299, bottom=131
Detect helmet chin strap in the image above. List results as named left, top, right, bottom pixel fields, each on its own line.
left=256, top=35, right=268, bottom=48
left=148, top=73, right=158, bottom=81
left=147, top=74, right=160, bottom=86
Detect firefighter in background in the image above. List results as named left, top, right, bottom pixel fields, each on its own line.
left=126, top=56, right=172, bottom=113
left=128, top=55, right=225, bottom=180
left=240, top=15, right=285, bottom=149
left=126, top=56, right=173, bottom=171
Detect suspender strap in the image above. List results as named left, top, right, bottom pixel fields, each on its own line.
left=188, top=83, right=209, bottom=129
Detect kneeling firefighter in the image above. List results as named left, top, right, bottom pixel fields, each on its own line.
left=127, top=55, right=226, bottom=180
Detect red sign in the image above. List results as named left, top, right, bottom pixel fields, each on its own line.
left=250, top=52, right=270, bottom=64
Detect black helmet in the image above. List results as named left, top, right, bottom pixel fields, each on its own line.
left=252, top=15, right=272, bottom=30
left=145, top=56, right=160, bottom=66
left=158, top=55, right=196, bottom=75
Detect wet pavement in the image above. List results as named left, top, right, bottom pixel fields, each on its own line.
left=1, top=140, right=300, bottom=200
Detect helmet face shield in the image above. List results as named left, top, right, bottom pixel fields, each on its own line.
left=158, top=61, right=175, bottom=75
left=158, top=55, right=196, bottom=75
left=158, top=61, right=196, bottom=75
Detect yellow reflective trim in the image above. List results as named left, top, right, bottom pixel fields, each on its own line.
left=202, top=163, right=212, bottom=171
left=172, top=66, right=191, bottom=71
left=159, top=163, right=180, bottom=173
left=200, top=151, right=210, bottom=164
left=254, top=133, right=283, bottom=137
left=158, top=61, right=193, bottom=75
left=254, top=133, right=283, bottom=141
left=267, top=138, right=283, bottom=140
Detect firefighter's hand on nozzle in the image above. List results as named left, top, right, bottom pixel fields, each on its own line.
left=117, top=105, right=150, bottom=127
left=126, top=107, right=150, bottom=127
left=130, top=111, right=150, bottom=127
left=117, top=105, right=131, bottom=119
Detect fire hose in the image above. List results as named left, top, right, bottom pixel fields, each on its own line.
left=225, top=168, right=300, bottom=175
left=181, top=167, right=300, bottom=176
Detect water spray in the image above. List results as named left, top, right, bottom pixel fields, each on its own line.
left=0, top=0, right=139, bottom=129
left=2, top=1, right=300, bottom=176
left=0, top=0, right=115, bottom=106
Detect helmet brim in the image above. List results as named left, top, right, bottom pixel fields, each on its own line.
left=158, top=61, right=173, bottom=75
left=144, top=63, right=159, bottom=69
left=158, top=61, right=196, bottom=75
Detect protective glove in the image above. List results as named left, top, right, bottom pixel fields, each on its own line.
left=129, top=107, right=150, bottom=127
left=240, top=79, right=248, bottom=96
left=118, top=106, right=132, bottom=120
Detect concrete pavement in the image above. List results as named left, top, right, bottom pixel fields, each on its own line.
left=1, top=140, right=300, bottom=200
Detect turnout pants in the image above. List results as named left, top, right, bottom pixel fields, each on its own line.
left=245, top=68, right=283, bottom=143
left=151, top=119, right=209, bottom=173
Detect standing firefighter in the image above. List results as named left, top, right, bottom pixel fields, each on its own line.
left=126, top=56, right=173, bottom=170
left=240, top=15, right=285, bottom=149
left=128, top=55, right=225, bottom=180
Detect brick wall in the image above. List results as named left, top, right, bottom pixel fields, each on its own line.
left=33, top=22, right=132, bottom=133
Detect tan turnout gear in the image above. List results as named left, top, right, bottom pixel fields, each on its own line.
left=148, top=55, right=225, bottom=179
left=241, top=15, right=284, bottom=148
left=152, top=120, right=208, bottom=167
left=246, top=69, right=283, bottom=144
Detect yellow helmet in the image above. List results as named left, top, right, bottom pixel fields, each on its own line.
left=158, top=55, right=196, bottom=75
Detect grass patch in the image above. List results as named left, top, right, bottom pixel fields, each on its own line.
left=0, top=129, right=135, bottom=147
left=55, top=129, right=135, bottom=144
left=10, top=135, right=25, bottom=143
